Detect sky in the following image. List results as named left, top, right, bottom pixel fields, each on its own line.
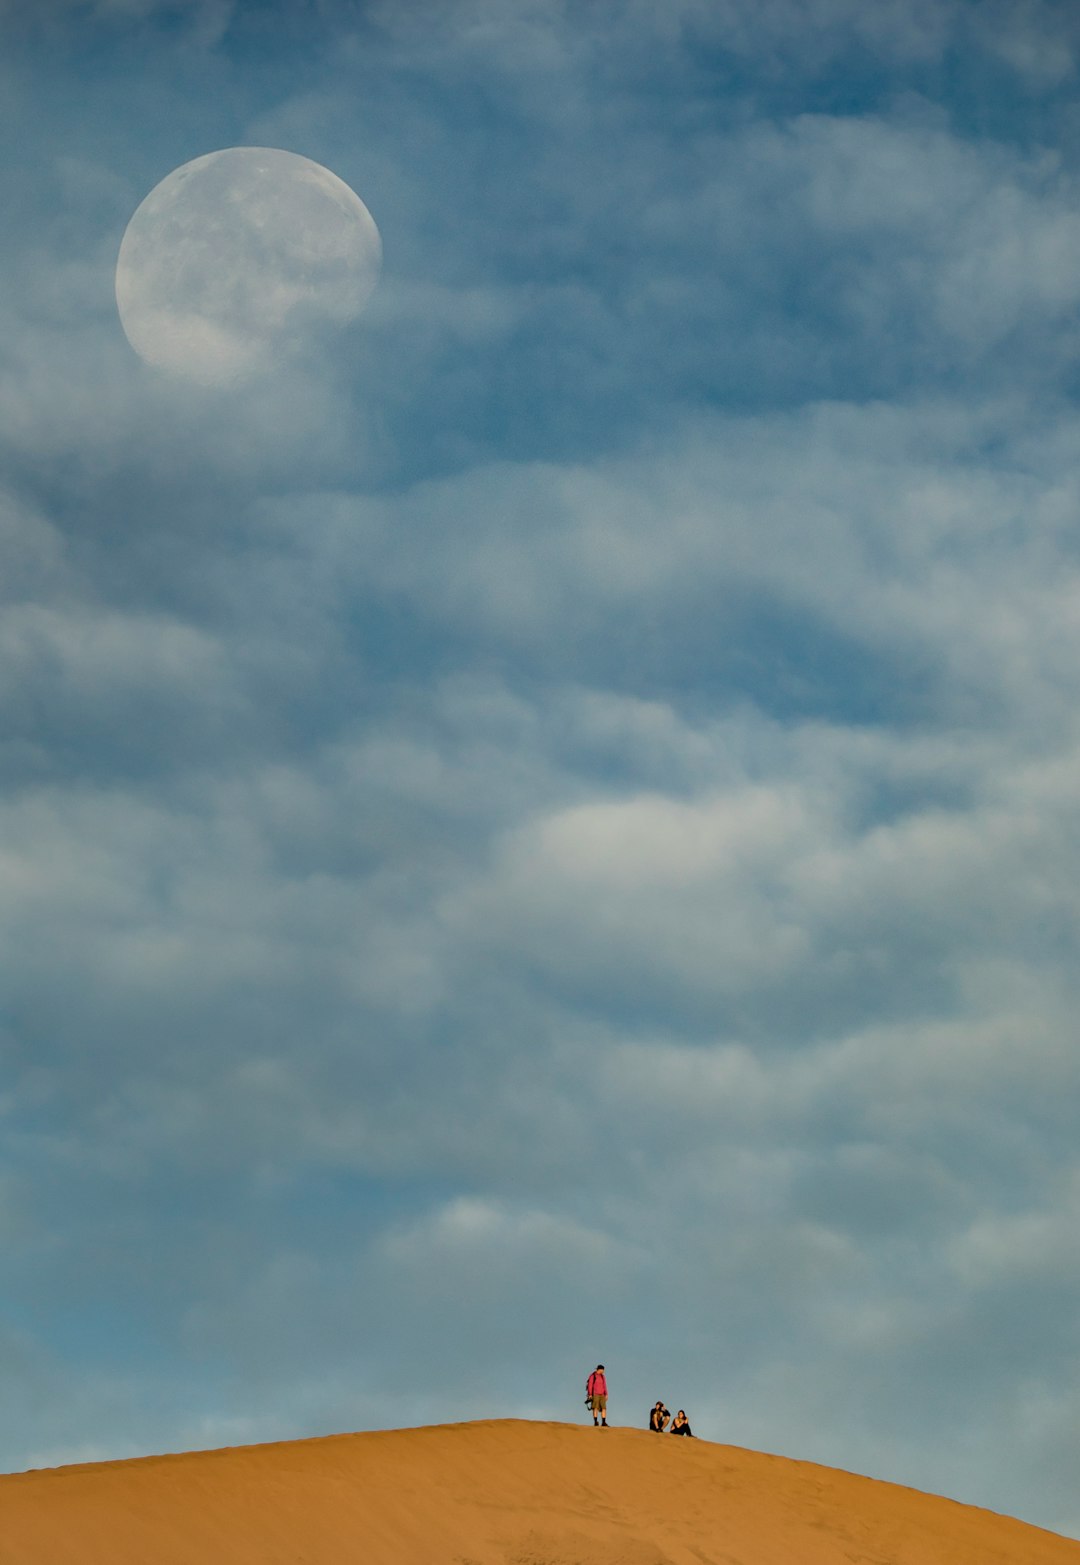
left=3, top=0, right=1080, bottom=1541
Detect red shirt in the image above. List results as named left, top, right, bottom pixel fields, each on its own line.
left=587, top=1371, right=607, bottom=1396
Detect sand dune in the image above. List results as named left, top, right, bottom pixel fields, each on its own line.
left=2, top=1418, right=1078, bottom=1565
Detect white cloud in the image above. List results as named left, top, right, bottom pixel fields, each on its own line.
left=260, top=394, right=1080, bottom=747
left=0, top=604, right=234, bottom=706
left=0, top=0, right=236, bottom=46
left=949, top=1173, right=1080, bottom=1287
left=382, top=1196, right=642, bottom=1286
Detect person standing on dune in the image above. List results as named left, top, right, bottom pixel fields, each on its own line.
left=586, top=1364, right=608, bottom=1426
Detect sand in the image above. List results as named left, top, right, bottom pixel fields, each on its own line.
left=2, top=1418, right=1077, bottom=1565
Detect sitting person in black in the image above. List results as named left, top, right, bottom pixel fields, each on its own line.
left=648, top=1401, right=670, bottom=1431
left=670, top=1409, right=693, bottom=1436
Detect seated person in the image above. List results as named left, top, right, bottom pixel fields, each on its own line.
left=670, top=1409, right=693, bottom=1437
left=648, top=1401, right=671, bottom=1432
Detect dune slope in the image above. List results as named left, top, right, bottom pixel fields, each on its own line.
left=2, top=1418, right=1078, bottom=1565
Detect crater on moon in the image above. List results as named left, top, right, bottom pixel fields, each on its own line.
left=115, top=146, right=382, bottom=384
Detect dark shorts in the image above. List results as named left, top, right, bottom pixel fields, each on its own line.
left=590, top=1393, right=607, bottom=1413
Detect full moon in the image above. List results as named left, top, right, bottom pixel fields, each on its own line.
left=115, top=147, right=382, bottom=384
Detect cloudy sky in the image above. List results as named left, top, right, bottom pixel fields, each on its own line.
left=4, top=0, right=1080, bottom=1540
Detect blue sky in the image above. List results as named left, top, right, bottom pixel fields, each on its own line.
left=4, top=0, right=1080, bottom=1540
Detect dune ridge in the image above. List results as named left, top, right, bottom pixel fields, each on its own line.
left=2, top=1417, right=1077, bottom=1565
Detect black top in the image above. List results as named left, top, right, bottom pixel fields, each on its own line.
left=649, top=1406, right=670, bottom=1431
left=670, top=1417, right=693, bottom=1436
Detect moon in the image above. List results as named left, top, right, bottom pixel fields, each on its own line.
left=115, top=147, right=382, bottom=384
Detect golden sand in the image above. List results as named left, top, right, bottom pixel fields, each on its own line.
left=2, top=1418, right=1077, bottom=1565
